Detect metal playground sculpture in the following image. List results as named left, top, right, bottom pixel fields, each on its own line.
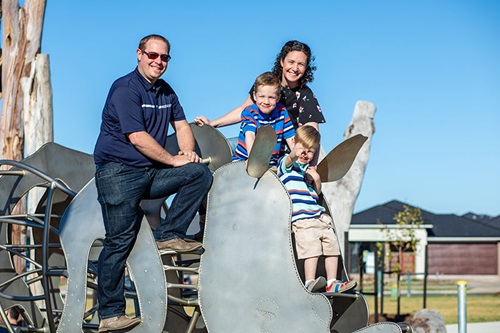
left=0, top=124, right=411, bottom=332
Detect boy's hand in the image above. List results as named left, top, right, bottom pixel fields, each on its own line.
left=287, top=148, right=300, bottom=164
left=305, top=167, right=322, bottom=193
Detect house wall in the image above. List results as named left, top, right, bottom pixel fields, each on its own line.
left=428, top=243, right=498, bottom=275
left=498, top=243, right=500, bottom=276
left=348, top=227, right=428, bottom=275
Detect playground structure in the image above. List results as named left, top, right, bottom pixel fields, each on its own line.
left=0, top=124, right=411, bottom=332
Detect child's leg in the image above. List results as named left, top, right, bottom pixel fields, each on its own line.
left=304, top=256, right=326, bottom=292
left=292, top=218, right=325, bottom=292
left=304, top=256, right=320, bottom=282
left=324, top=255, right=339, bottom=281
left=325, top=254, right=357, bottom=293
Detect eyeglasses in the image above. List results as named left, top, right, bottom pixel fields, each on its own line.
left=141, top=49, right=171, bottom=62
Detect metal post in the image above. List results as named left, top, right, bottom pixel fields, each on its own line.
left=344, top=231, right=350, bottom=273
left=374, top=247, right=379, bottom=323
left=377, top=269, right=382, bottom=297
left=396, top=273, right=401, bottom=316
left=359, top=250, right=364, bottom=292
left=406, top=273, right=411, bottom=297
left=457, top=280, right=467, bottom=333
left=380, top=245, right=385, bottom=315
left=423, top=244, right=428, bottom=308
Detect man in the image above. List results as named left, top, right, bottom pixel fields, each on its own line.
left=93, top=34, right=212, bottom=332
left=0, top=307, right=21, bottom=332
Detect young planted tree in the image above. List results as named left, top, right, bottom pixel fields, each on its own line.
left=377, top=205, right=424, bottom=315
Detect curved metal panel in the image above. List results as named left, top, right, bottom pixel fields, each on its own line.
left=0, top=142, right=95, bottom=329
left=351, top=322, right=403, bottom=333
left=329, top=293, right=369, bottom=333
left=199, top=162, right=332, bottom=332
left=317, top=134, right=367, bottom=182
left=165, top=123, right=232, bottom=173
left=58, top=179, right=167, bottom=333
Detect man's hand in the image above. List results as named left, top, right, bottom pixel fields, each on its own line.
left=167, top=154, right=192, bottom=167
left=178, top=150, right=201, bottom=163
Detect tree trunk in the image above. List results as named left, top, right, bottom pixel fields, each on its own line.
left=1, top=0, right=48, bottom=160
left=24, top=53, right=53, bottom=219
left=1, top=0, right=49, bottom=274
left=23, top=53, right=53, bottom=156
left=321, top=100, right=377, bottom=251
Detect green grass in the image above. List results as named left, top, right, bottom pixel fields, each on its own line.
left=358, top=276, right=458, bottom=294
left=355, top=274, right=500, bottom=324
left=364, top=293, right=500, bottom=324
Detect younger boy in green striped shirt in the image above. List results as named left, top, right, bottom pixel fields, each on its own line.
left=277, top=126, right=356, bottom=293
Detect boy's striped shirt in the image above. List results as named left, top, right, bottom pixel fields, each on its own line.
left=277, top=156, right=325, bottom=222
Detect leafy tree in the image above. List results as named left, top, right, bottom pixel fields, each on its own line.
left=377, top=205, right=423, bottom=273
left=376, top=205, right=424, bottom=315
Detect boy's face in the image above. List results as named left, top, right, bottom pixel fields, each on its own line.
left=253, top=85, right=280, bottom=115
left=293, top=142, right=316, bottom=164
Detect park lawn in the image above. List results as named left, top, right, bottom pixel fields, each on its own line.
left=358, top=277, right=459, bottom=294
left=365, top=294, right=500, bottom=324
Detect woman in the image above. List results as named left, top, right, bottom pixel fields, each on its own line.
left=191, top=41, right=326, bottom=241
left=194, top=40, right=326, bottom=132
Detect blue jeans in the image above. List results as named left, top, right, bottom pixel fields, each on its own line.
left=95, top=161, right=212, bottom=318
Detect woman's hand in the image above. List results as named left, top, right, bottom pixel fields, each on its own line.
left=194, top=116, right=211, bottom=127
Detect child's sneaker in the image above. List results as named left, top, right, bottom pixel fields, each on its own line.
left=326, top=280, right=357, bottom=293
left=305, top=276, right=327, bottom=293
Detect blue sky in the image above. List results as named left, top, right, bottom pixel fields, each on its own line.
left=35, top=1, right=500, bottom=216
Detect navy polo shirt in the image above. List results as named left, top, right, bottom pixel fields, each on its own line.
left=94, top=68, right=186, bottom=167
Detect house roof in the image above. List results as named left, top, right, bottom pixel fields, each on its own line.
left=352, top=200, right=500, bottom=238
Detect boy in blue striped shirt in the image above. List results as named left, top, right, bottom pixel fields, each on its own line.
left=233, top=72, right=295, bottom=167
left=278, top=126, right=356, bottom=293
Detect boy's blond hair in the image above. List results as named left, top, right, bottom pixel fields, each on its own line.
left=253, top=71, right=281, bottom=95
left=295, top=125, right=320, bottom=151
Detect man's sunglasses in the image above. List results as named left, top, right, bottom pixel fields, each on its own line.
left=141, top=49, right=171, bottom=62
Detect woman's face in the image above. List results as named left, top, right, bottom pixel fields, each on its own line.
left=280, top=51, right=308, bottom=88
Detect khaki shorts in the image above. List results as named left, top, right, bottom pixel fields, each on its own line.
left=292, top=214, right=340, bottom=260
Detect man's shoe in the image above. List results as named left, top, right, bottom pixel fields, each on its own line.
left=98, top=315, right=141, bottom=332
left=326, top=280, right=357, bottom=293
left=156, top=238, right=203, bottom=252
left=305, top=276, right=327, bottom=293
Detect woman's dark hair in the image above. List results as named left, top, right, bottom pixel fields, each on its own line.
left=272, top=40, right=316, bottom=88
